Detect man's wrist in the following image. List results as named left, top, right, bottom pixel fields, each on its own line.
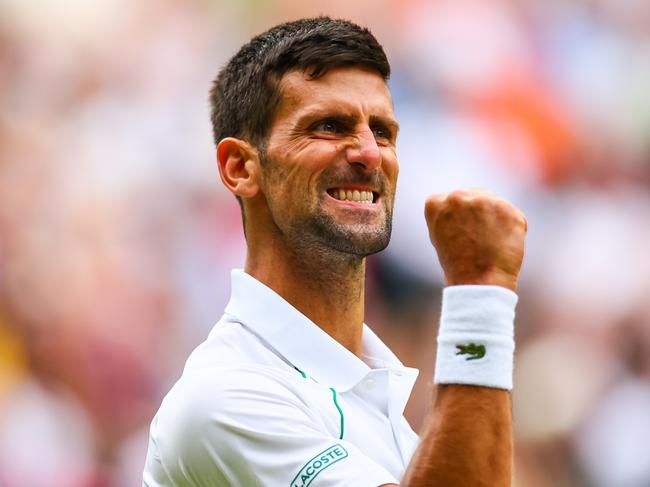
left=434, top=285, right=518, bottom=390
left=444, top=270, right=519, bottom=292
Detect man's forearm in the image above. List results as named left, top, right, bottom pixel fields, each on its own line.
left=391, top=189, right=524, bottom=487
left=400, top=385, right=512, bottom=486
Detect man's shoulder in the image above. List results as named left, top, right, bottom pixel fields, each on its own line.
left=159, top=362, right=302, bottom=419
left=155, top=319, right=310, bottom=430
left=183, top=317, right=278, bottom=371
left=150, top=360, right=318, bottom=464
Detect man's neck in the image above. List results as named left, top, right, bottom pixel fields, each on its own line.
left=244, top=246, right=366, bottom=356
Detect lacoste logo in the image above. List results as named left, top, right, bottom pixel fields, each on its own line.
left=291, top=444, right=348, bottom=487
left=455, top=343, right=486, bottom=360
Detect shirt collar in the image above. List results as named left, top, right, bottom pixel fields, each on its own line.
left=223, top=269, right=410, bottom=391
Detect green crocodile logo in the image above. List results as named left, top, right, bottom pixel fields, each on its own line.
left=455, top=343, right=486, bottom=360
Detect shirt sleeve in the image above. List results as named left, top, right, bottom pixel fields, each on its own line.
left=144, top=366, right=398, bottom=487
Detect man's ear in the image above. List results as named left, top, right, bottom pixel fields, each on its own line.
left=216, top=137, right=261, bottom=198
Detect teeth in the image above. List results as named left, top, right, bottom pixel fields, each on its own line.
left=331, top=189, right=374, bottom=203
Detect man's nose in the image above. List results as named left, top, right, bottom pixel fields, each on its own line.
left=345, top=126, right=382, bottom=172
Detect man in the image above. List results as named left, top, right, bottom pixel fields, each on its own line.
left=143, top=17, right=526, bottom=486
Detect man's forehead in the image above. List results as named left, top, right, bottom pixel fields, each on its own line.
left=276, top=67, right=395, bottom=118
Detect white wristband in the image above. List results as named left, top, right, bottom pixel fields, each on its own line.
left=434, top=285, right=518, bottom=390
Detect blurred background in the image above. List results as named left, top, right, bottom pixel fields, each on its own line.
left=1, top=0, right=649, bottom=485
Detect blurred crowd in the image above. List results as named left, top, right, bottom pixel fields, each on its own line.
left=1, top=0, right=649, bottom=485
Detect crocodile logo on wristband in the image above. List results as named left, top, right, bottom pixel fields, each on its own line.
left=455, top=343, right=486, bottom=360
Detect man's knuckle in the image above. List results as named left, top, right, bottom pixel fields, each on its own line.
left=446, top=190, right=468, bottom=206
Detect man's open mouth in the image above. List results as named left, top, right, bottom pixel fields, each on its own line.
left=326, top=188, right=378, bottom=204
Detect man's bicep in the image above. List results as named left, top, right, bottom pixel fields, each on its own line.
left=148, top=367, right=399, bottom=486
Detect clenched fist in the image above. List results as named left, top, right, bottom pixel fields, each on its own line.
left=424, top=190, right=527, bottom=291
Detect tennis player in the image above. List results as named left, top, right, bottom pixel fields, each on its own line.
left=143, top=16, right=526, bottom=487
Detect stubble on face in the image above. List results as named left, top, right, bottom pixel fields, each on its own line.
left=259, top=149, right=395, bottom=261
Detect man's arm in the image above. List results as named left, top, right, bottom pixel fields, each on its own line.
left=398, top=385, right=512, bottom=486
left=386, top=189, right=526, bottom=487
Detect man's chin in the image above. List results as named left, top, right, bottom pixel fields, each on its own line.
left=284, top=207, right=393, bottom=257
left=313, top=224, right=392, bottom=257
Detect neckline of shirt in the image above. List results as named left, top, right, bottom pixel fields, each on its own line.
left=223, top=269, right=413, bottom=392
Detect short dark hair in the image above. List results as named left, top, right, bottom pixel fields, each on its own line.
left=209, top=16, right=390, bottom=148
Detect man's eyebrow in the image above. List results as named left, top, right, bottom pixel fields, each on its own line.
left=369, top=115, right=400, bottom=134
left=298, top=110, right=355, bottom=124
left=291, top=110, right=346, bottom=129
left=294, top=109, right=399, bottom=134
left=316, top=113, right=357, bottom=126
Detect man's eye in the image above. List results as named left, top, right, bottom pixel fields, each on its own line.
left=372, top=126, right=391, bottom=141
left=372, top=127, right=386, bottom=138
left=313, top=120, right=343, bottom=134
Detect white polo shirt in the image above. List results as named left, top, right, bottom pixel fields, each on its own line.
left=143, top=270, right=420, bottom=487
